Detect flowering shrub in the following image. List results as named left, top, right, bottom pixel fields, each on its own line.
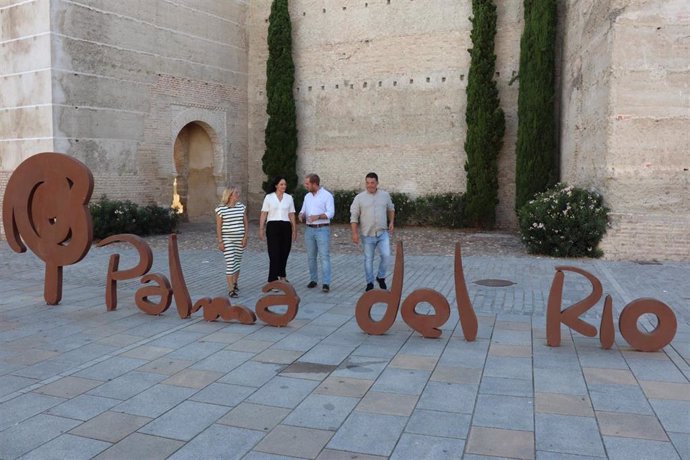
left=90, top=195, right=179, bottom=240
left=518, top=183, right=609, bottom=258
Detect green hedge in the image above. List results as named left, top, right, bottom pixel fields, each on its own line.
left=294, top=188, right=465, bottom=228
left=90, top=195, right=179, bottom=240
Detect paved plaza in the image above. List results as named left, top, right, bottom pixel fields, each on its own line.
left=0, top=234, right=689, bottom=459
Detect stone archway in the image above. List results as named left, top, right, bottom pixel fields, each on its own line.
left=173, top=122, right=218, bottom=222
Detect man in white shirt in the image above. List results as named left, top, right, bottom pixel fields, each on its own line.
left=299, top=174, right=335, bottom=292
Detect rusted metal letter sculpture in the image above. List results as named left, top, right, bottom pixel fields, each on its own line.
left=168, top=234, right=192, bottom=319
left=135, top=274, right=173, bottom=314
left=453, top=242, right=478, bottom=341
left=192, top=297, right=256, bottom=324
left=255, top=281, right=300, bottom=326
left=546, top=266, right=601, bottom=347
left=2, top=152, right=94, bottom=305
left=618, top=298, right=676, bottom=352
left=96, top=234, right=153, bottom=310
left=547, top=266, right=676, bottom=351
left=355, top=241, right=405, bottom=335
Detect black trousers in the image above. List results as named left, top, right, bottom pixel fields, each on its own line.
left=266, top=220, right=292, bottom=282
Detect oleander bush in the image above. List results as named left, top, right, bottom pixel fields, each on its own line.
left=90, top=195, right=179, bottom=240
left=518, top=183, right=609, bottom=257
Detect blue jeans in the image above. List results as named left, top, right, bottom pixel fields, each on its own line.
left=304, top=225, right=331, bottom=284
left=362, top=231, right=391, bottom=284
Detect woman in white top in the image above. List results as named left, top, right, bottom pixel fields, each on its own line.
left=215, top=185, right=248, bottom=298
left=259, top=176, right=297, bottom=282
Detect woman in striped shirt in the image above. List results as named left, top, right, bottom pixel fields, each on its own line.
left=215, top=185, right=248, bottom=298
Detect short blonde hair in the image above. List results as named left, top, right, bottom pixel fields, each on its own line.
left=221, top=185, right=240, bottom=205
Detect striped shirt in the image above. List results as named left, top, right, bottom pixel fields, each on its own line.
left=215, top=202, right=246, bottom=242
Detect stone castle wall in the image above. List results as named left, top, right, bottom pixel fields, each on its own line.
left=0, top=0, right=249, bottom=230
left=560, top=0, right=690, bottom=259
left=2, top=0, right=688, bottom=259
left=247, top=0, right=522, bottom=228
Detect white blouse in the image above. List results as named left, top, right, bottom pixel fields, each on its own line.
left=261, top=193, right=295, bottom=222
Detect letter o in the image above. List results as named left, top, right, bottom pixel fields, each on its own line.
left=619, top=298, right=677, bottom=352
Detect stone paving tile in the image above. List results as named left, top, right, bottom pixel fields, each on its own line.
left=19, top=433, right=111, bottom=460
left=315, top=376, right=374, bottom=398
left=488, top=343, right=533, bottom=358
left=465, top=426, right=535, bottom=459
left=162, top=368, right=223, bottom=389
left=190, top=349, right=255, bottom=373
left=388, top=353, right=438, bottom=370
left=534, top=367, right=587, bottom=395
left=69, top=411, right=151, bottom=443
left=254, top=425, right=334, bottom=459
left=0, top=414, right=81, bottom=460
left=167, top=424, right=264, bottom=460
left=219, top=360, right=285, bottom=387
left=331, top=356, right=388, bottom=380
left=597, top=410, right=668, bottom=441
left=164, top=340, right=227, bottom=361
left=112, top=384, right=197, bottom=418
left=0, top=392, right=66, bottom=431
left=417, top=381, right=478, bottom=414
left=190, top=382, right=255, bottom=407
left=483, top=356, right=533, bottom=381
left=535, top=393, right=594, bottom=417
left=583, top=367, right=638, bottom=385
left=93, top=432, right=184, bottom=460
left=327, top=412, right=407, bottom=457
left=625, top=358, right=688, bottom=383
left=47, top=394, right=120, bottom=421
left=282, top=393, right=358, bottom=430
left=669, top=432, right=690, bottom=459
left=316, top=450, right=386, bottom=460
left=86, top=371, right=167, bottom=400
left=588, top=383, right=653, bottom=415
left=390, top=432, right=465, bottom=459
left=603, top=436, right=681, bottom=460
left=74, top=356, right=150, bottom=381
left=480, top=376, right=534, bottom=397
left=371, top=367, right=431, bottom=395
left=473, top=394, right=535, bottom=431
left=34, top=376, right=102, bottom=399
left=535, top=414, right=606, bottom=457
left=138, top=400, right=230, bottom=441
left=640, top=380, right=690, bottom=401
left=217, top=402, right=291, bottom=432
left=430, top=365, right=482, bottom=385
left=648, top=399, right=690, bottom=433
left=121, top=345, right=173, bottom=361
left=135, top=357, right=194, bottom=375
left=355, top=391, right=418, bottom=417
left=253, top=348, right=305, bottom=364
left=227, top=339, right=275, bottom=353
left=405, top=409, right=471, bottom=439
left=0, top=373, right=38, bottom=398
left=247, top=376, right=320, bottom=409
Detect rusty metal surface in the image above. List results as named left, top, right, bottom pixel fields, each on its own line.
left=2, top=152, right=94, bottom=304
left=96, top=234, right=153, bottom=311
left=168, top=234, right=192, bottom=319
left=546, top=266, right=602, bottom=347
left=619, top=298, right=677, bottom=352
left=192, top=297, right=256, bottom=324
left=454, top=243, right=478, bottom=342
left=599, top=294, right=615, bottom=349
left=400, top=288, right=450, bottom=338
left=255, top=281, right=300, bottom=326
left=355, top=241, right=404, bottom=335
left=134, top=273, right=172, bottom=315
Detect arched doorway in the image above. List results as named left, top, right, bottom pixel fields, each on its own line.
left=173, top=122, right=218, bottom=222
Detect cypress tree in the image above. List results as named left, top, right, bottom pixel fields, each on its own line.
left=464, top=0, right=505, bottom=228
left=514, top=0, right=558, bottom=211
left=263, top=0, right=298, bottom=192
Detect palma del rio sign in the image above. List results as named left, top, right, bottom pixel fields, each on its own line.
left=2, top=153, right=678, bottom=352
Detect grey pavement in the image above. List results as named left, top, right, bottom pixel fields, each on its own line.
left=0, top=240, right=689, bottom=459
